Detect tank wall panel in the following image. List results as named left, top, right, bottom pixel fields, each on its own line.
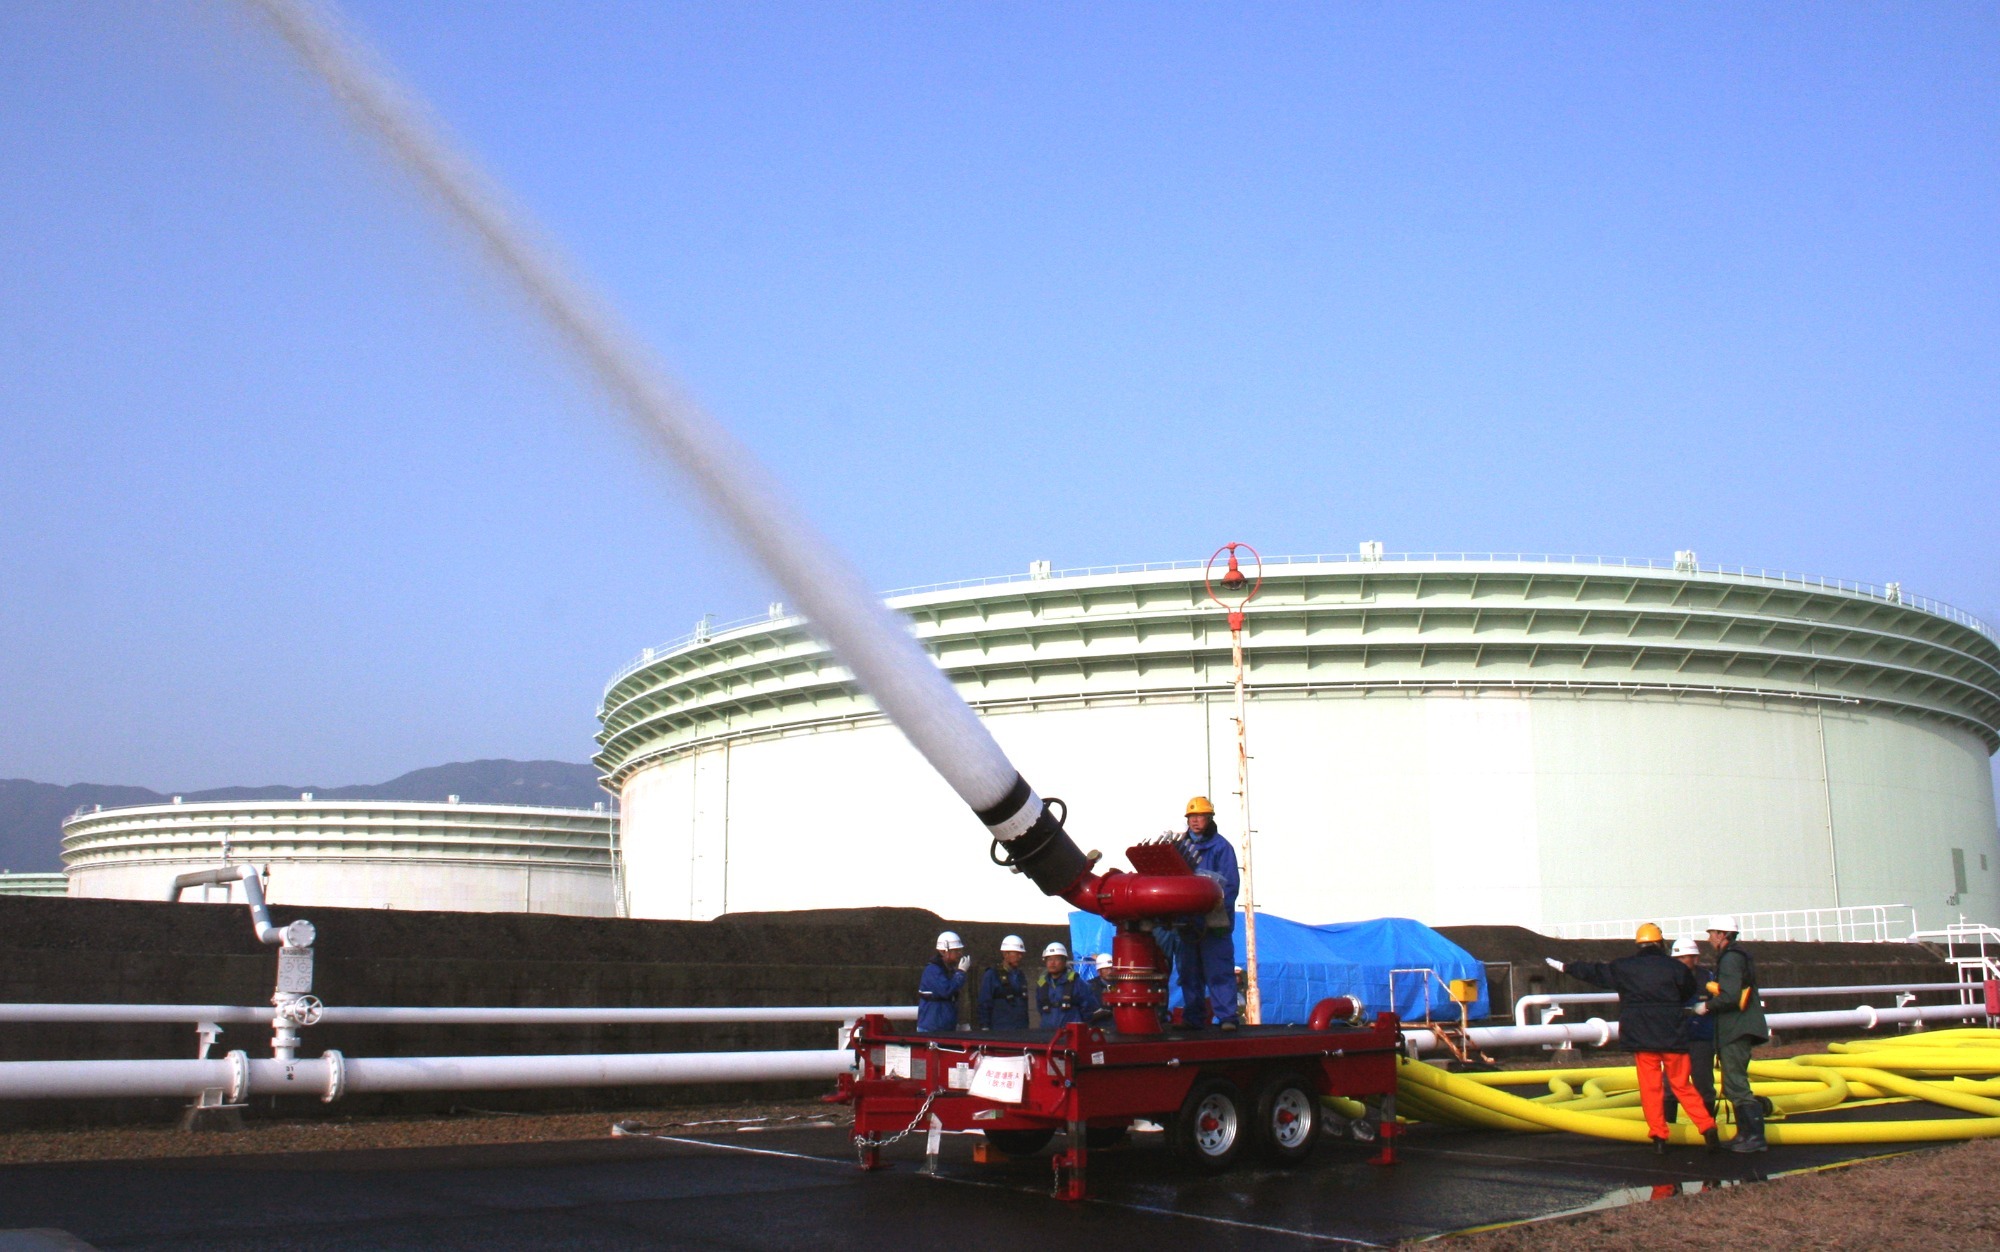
left=1821, top=711, right=2000, bottom=931
left=1528, top=698, right=1837, bottom=926
left=618, top=690, right=2000, bottom=931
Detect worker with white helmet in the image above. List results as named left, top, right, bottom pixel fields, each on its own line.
left=1172, top=795, right=1242, bottom=1030
left=1704, top=915, right=1771, bottom=1152
left=917, top=930, right=970, bottom=1033
left=1035, top=941, right=1099, bottom=1030
left=1083, top=951, right=1116, bottom=1024
left=1659, top=937, right=1718, bottom=1130
left=977, top=934, right=1031, bottom=1031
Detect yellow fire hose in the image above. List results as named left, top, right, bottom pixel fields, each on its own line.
left=1378, top=1028, right=2000, bottom=1145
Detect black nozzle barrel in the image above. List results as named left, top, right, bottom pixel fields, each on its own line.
left=978, top=774, right=1093, bottom=898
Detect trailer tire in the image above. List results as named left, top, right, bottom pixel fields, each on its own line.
left=983, top=1128, right=1055, bottom=1156
left=1251, top=1070, right=1320, bottom=1165
left=1173, top=1076, right=1246, bottom=1172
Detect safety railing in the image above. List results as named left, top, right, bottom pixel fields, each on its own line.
left=1549, top=903, right=1919, bottom=945
left=603, top=551, right=1992, bottom=695
left=1911, top=923, right=2000, bottom=1022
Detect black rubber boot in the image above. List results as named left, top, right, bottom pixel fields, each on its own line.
left=1730, top=1098, right=1767, bottom=1153
left=1703, top=1125, right=1723, bottom=1154
left=1651, top=1137, right=1667, bottom=1155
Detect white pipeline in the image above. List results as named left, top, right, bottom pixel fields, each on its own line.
left=166, top=865, right=307, bottom=948
left=1512, top=983, right=1971, bottom=1027
left=0, top=1049, right=850, bottom=1102
left=1408, top=1000, right=1992, bottom=1056
left=0, top=1004, right=915, bottom=1026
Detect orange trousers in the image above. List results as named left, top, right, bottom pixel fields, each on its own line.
left=1635, top=1050, right=1716, bottom=1139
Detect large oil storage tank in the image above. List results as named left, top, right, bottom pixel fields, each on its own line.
left=62, top=798, right=619, bottom=915
left=596, top=552, right=2000, bottom=931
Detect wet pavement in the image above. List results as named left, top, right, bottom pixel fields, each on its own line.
left=0, top=1122, right=1926, bottom=1249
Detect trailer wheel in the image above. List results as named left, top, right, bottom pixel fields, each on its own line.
left=1252, top=1071, right=1320, bottom=1165
left=983, top=1128, right=1055, bottom=1156
left=1173, top=1076, right=1246, bottom=1172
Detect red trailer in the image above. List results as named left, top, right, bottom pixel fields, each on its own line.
left=837, top=829, right=1405, bottom=1199
left=841, top=1010, right=1403, bottom=1200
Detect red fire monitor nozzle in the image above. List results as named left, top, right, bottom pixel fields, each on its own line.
left=1056, top=840, right=1221, bottom=1035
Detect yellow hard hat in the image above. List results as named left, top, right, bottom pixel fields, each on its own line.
left=1185, top=795, right=1216, bottom=816
left=1635, top=922, right=1665, bottom=945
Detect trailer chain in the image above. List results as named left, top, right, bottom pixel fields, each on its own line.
left=853, top=1088, right=941, bottom=1152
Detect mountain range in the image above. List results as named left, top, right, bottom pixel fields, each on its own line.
left=0, top=759, right=605, bottom=874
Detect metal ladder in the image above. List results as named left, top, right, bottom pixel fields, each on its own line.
left=1914, top=923, right=2000, bottom=1026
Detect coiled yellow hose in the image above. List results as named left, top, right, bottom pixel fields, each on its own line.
left=1386, top=1028, right=2000, bottom=1145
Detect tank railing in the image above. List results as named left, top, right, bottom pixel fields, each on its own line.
left=603, top=553, right=1992, bottom=696
left=1549, top=903, right=1920, bottom=945
left=1512, top=982, right=1969, bottom=1028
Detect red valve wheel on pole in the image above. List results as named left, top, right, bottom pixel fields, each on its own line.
left=1203, top=543, right=1264, bottom=629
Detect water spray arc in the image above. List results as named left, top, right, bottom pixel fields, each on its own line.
left=239, top=0, right=1182, bottom=939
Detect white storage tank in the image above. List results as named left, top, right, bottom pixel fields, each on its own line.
left=63, top=799, right=618, bottom=916
left=596, top=552, right=2000, bottom=932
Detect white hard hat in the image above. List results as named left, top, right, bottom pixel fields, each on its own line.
left=1671, top=938, right=1701, bottom=958
left=1000, top=934, right=1026, bottom=953
left=1705, top=916, right=1738, bottom=934
left=936, top=931, right=964, bottom=950
left=1095, top=952, right=1113, bottom=969
left=1042, top=942, right=1069, bottom=960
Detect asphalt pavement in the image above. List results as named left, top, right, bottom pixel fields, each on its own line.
left=0, top=1121, right=1922, bottom=1250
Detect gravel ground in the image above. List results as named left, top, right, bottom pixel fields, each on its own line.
left=1444, top=1138, right=2000, bottom=1250
left=0, top=1099, right=844, bottom=1165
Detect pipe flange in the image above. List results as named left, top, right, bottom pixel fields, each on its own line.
left=225, top=1049, right=250, bottom=1103
left=321, top=1049, right=345, bottom=1103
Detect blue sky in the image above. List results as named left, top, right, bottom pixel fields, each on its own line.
left=1, top=2, right=1995, bottom=790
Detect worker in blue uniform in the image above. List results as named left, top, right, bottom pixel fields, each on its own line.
left=1172, top=796, right=1241, bottom=1030
left=1086, top=951, right=1115, bottom=1024
left=917, top=930, right=970, bottom=1033
left=977, top=934, right=1031, bottom=1030
left=1036, top=942, right=1099, bottom=1029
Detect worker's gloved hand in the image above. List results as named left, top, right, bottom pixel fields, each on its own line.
left=1693, top=1001, right=1709, bottom=1015
left=1544, top=957, right=1565, bottom=973
left=957, top=955, right=972, bottom=973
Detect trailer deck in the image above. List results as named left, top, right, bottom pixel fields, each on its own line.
left=842, top=1012, right=1404, bottom=1199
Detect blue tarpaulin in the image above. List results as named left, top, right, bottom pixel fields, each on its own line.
left=1068, top=911, right=1489, bottom=1025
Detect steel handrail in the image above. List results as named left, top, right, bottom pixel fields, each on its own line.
left=1550, top=903, right=1920, bottom=945
left=604, top=553, right=1992, bottom=695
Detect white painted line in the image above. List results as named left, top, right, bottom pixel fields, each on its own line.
left=634, top=1127, right=1385, bottom=1246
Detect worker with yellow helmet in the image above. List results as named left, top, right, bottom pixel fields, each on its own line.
left=1546, top=923, right=1720, bottom=1154
left=1171, top=795, right=1242, bottom=1030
